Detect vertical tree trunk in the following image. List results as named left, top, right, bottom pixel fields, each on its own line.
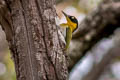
left=4, top=0, right=68, bottom=80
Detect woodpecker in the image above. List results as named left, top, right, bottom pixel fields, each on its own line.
left=60, top=11, right=78, bottom=50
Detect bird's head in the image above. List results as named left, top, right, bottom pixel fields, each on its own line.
left=62, top=11, right=78, bottom=32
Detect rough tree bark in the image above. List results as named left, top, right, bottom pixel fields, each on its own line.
left=69, top=0, right=120, bottom=70
left=0, top=0, right=68, bottom=80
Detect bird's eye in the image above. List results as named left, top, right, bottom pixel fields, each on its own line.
left=72, top=17, right=74, bottom=19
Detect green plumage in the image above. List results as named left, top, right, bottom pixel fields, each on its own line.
left=61, top=11, right=78, bottom=51
left=65, top=27, right=72, bottom=50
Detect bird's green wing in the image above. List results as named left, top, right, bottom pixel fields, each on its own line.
left=65, top=27, right=72, bottom=50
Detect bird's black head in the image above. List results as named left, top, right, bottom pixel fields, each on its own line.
left=62, top=11, right=78, bottom=32
left=62, top=11, right=78, bottom=24
left=68, top=16, right=78, bottom=25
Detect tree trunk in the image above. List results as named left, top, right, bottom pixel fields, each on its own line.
left=3, top=0, right=68, bottom=80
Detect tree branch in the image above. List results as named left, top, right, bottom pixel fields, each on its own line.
left=0, top=0, right=12, bottom=41
left=69, top=0, right=120, bottom=70
left=83, top=41, right=120, bottom=80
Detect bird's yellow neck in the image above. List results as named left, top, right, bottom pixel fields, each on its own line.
left=66, top=17, right=77, bottom=32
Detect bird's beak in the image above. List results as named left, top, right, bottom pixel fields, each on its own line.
left=62, top=11, right=68, bottom=17
left=62, top=11, right=70, bottom=23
